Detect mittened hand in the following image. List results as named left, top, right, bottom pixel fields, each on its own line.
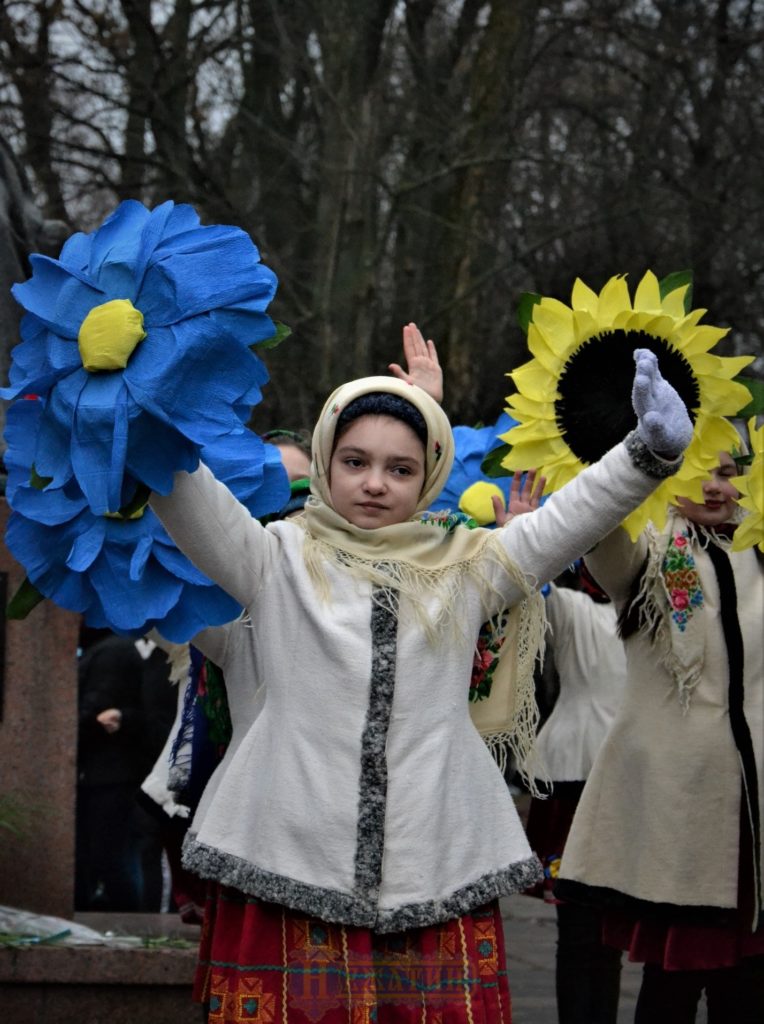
left=632, top=349, right=694, bottom=459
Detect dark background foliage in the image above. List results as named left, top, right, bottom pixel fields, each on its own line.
left=1, top=0, right=762, bottom=432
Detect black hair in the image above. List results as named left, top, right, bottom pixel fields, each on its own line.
left=334, top=392, right=428, bottom=449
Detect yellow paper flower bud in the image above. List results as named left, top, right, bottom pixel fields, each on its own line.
left=78, top=299, right=147, bottom=372
left=458, top=481, right=505, bottom=526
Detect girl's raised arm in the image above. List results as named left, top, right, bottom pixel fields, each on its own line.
left=150, top=463, right=278, bottom=609
left=495, top=349, right=691, bottom=590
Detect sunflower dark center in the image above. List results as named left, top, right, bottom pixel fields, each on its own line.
left=556, top=330, right=699, bottom=465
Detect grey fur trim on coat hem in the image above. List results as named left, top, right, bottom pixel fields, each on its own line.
left=182, top=832, right=542, bottom=931
left=375, top=855, right=543, bottom=931
left=624, top=429, right=683, bottom=479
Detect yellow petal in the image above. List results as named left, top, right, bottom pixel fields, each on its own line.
left=538, top=295, right=577, bottom=320
left=691, top=352, right=755, bottom=380
left=570, top=278, right=600, bottom=315
left=597, top=275, right=632, bottom=325
left=632, top=270, right=662, bottom=312
left=731, top=514, right=764, bottom=553
left=506, top=394, right=557, bottom=420
left=660, top=285, right=690, bottom=319
left=528, top=322, right=565, bottom=374
left=635, top=313, right=676, bottom=341
left=572, top=309, right=597, bottom=342
left=509, top=360, right=557, bottom=402
left=502, top=436, right=571, bottom=471
left=673, top=324, right=727, bottom=357
left=612, top=308, right=638, bottom=331
left=545, top=457, right=585, bottom=490
left=532, top=304, right=576, bottom=359
left=697, top=377, right=754, bottom=416
left=504, top=419, right=561, bottom=443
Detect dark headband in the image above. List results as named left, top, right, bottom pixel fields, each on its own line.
left=334, top=392, right=428, bottom=448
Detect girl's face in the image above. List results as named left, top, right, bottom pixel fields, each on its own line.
left=675, top=451, right=740, bottom=527
left=278, top=443, right=311, bottom=482
left=329, top=414, right=426, bottom=528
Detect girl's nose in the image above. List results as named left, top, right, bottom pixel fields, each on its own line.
left=363, top=469, right=386, bottom=493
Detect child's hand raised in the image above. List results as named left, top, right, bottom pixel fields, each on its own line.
left=389, top=323, right=443, bottom=403
left=492, top=469, right=546, bottom=527
left=632, top=349, right=694, bottom=459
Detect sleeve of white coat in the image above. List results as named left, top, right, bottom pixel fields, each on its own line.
left=494, top=435, right=678, bottom=599
left=150, top=463, right=278, bottom=608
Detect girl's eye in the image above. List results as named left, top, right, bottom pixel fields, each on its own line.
left=345, top=458, right=363, bottom=468
left=392, top=466, right=411, bottom=476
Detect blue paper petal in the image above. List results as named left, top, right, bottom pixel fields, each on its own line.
left=12, top=255, right=104, bottom=337
left=430, top=412, right=518, bottom=517
left=203, top=432, right=289, bottom=516
left=139, top=228, right=277, bottom=325
left=30, top=385, right=85, bottom=488
left=124, top=321, right=269, bottom=442
left=150, top=584, right=242, bottom=643
left=66, top=520, right=107, bottom=571
left=151, top=539, right=216, bottom=586
left=129, top=533, right=154, bottom=581
left=122, top=410, right=199, bottom=497
left=90, top=546, right=184, bottom=631
left=69, top=374, right=131, bottom=513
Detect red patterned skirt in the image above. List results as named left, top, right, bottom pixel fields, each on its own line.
left=193, top=885, right=512, bottom=1023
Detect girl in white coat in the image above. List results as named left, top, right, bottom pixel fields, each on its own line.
left=150, top=349, right=692, bottom=1023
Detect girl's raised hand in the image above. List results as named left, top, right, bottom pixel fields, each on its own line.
left=492, top=469, right=547, bottom=527
left=389, top=322, right=443, bottom=403
left=632, top=349, right=693, bottom=459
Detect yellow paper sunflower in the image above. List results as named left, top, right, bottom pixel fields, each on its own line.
left=501, top=270, right=754, bottom=539
left=731, top=417, right=764, bottom=553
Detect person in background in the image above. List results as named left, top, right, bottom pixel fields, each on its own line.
left=525, top=562, right=627, bottom=1024
left=75, top=627, right=149, bottom=911
left=555, top=445, right=764, bottom=1023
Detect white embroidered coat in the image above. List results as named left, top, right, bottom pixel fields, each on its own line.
left=558, top=523, right=764, bottom=928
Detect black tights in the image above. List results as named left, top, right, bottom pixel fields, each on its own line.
left=555, top=902, right=622, bottom=1024
left=635, top=957, right=764, bottom=1024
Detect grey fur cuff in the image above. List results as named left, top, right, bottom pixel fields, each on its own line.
left=624, top=429, right=683, bottom=479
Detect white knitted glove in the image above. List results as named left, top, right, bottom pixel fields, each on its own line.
left=632, top=349, right=694, bottom=459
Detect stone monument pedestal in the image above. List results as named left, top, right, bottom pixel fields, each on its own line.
left=0, top=497, right=80, bottom=919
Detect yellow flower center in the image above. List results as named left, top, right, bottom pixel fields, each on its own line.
left=459, top=481, right=505, bottom=526
left=103, top=484, right=151, bottom=521
left=78, top=299, right=147, bottom=372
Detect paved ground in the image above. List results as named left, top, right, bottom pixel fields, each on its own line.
left=501, top=895, right=708, bottom=1024
left=500, top=895, right=641, bottom=1023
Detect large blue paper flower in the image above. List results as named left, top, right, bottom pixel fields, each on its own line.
left=430, top=412, right=517, bottom=521
left=2, top=199, right=278, bottom=515
left=4, top=397, right=289, bottom=640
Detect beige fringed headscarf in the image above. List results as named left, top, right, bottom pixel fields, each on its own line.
left=299, top=375, right=546, bottom=781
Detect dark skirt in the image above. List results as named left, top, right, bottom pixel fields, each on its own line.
left=601, top=913, right=764, bottom=971
left=194, top=884, right=512, bottom=1022
left=524, top=782, right=584, bottom=903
